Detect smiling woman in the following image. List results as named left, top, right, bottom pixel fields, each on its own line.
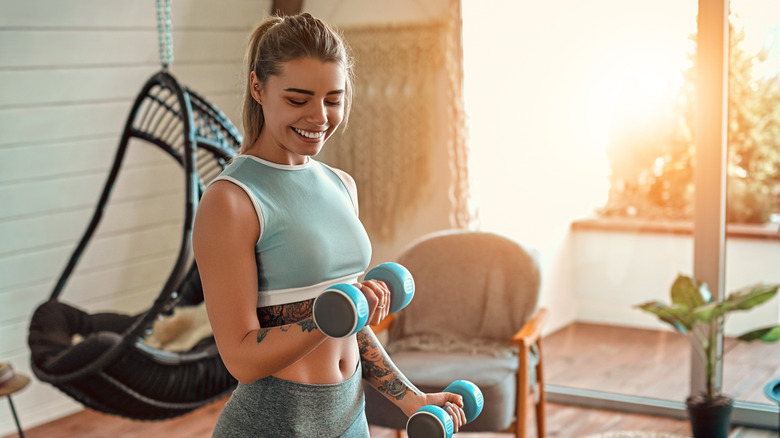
left=192, top=12, right=468, bottom=437
left=246, top=57, right=346, bottom=164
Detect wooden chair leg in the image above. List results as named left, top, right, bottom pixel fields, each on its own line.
left=517, top=345, right=529, bottom=438
left=396, top=429, right=404, bottom=438
left=535, top=339, right=546, bottom=438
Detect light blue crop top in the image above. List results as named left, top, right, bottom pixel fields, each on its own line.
left=212, top=155, right=372, bottom=307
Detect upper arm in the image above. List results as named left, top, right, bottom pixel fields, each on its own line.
left=193, top=180, right=261, bottom=364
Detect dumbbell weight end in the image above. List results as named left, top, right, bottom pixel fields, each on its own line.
left=312, top=283, right=368, bottom=338
left=406, top=380, right=484, bottom=438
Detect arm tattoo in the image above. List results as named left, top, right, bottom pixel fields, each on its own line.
left=297, top=318, right=318, bottom=333
left=255, top=299, right=317, bottom=343
left=257, top=299, right=314, bottom=327
left=379, top=377, right=408, bottom=400
left=257, top=327, right=271, bottom=343
left=256, top=318, right=315, bottom=343
left=357, top=327, right=421, bottom=400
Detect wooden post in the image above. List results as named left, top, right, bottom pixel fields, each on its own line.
left=692, top=0, right=728, bottom=399
left=271, top=0, right=303, bottom=17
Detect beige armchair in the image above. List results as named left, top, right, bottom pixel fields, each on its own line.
left=366, top=230, right=546, bottom=438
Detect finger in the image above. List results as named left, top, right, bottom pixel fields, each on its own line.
left=453, top=394, right=464, bottom=408
left=359, top=282, right=385, bottom=326
left=445, top=403, right=459, bottom=432
left=457, top=404, right=467, bottom=427
left=362, top=280, right=391, bottom=325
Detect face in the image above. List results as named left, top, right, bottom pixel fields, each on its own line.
left=250, top=58, right=346, bottom=165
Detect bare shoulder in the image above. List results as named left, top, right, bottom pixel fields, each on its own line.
left=193, top=180, right=259, bottom=254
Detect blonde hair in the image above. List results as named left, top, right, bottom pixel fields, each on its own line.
left=241, top=13, right=354, bottom=153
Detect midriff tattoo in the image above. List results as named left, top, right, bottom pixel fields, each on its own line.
left=357, top=327, right=421, bottom=400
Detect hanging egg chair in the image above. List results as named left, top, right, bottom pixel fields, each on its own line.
left=27, top=1, right=241, bottom=420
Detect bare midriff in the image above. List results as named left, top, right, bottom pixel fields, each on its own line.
left=257, top=298, right=359, bottom=384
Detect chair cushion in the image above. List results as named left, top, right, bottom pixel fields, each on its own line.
left=364, top=351, right=518, bottom=432
left=28, top=300, right=135, bottom=373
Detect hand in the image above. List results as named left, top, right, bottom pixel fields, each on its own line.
left=356, top=279, right=390, bottom=327
left=404, top=392, right=467, bottom=434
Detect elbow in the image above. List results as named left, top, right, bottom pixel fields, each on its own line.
left=223, top=359, right=268, bottom=385
left=235, top=375, right=259, bottom=386
left=226, top=364, right=265, bottom=385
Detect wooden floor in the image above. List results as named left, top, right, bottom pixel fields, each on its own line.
left=543, top=322, right=780, bottom=404
left=8, top=322, right=779, bottom=438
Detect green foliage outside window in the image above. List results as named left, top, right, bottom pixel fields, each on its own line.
left=600, top=22, right=780, bottom=224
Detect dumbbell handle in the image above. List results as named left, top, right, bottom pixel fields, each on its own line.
left=312, top=263, right=414, bottom=338
left=406, top=380, right=484, bottom=438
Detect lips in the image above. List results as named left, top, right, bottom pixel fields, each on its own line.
left=292, top=127, right=326, bottom=139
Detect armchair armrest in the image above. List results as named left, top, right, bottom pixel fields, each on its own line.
left=510, top=307, right=548, bottom=349
left=369, top=313, right=395, bottom=346
left=370, top=313, right=396, bottom=335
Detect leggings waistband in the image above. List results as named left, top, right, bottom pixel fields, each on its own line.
left=212, top=364, right=368, bottom=438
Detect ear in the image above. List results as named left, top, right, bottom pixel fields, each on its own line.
left=249, top=71, right=263, bottom=105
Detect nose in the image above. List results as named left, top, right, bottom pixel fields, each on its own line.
left=306, top=101, right=328, bottom=125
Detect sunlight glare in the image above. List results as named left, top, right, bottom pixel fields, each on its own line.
left=463, top=0, right=698, bottom=244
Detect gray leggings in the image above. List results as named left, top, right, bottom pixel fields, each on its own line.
left=212, top=365, right=369, bottom=438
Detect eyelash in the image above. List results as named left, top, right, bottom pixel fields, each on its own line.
left=287, top=99, right=342, bottom=107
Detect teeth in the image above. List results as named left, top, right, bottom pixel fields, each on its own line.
left=293, top=128, right=325, bottom=139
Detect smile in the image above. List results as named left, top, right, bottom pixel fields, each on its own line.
left=293, top=127, right=326, bottom=139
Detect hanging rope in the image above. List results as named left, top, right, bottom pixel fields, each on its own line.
left=156, top=0, right=174, bottom=69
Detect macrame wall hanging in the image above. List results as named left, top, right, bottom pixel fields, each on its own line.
left=325, top=11, right=473, bottom=241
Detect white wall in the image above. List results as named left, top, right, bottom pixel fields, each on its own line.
left=0, top=0, right=457, bottom=434
left=0, top=0, right=267, bottom=433
left=572, top=228, right=780, bottom=336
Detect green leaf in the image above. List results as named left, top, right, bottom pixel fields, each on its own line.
left=635, top=301, right=694, bottom=333
left=692, top=302, right=720, bottom=323
left=671, top=275, right=710, bottom=308
left=693, top=284, right=778, bottom=322
left=725, top=284, right=779, bottom=311
left=738, top=325, right=780, bottom=343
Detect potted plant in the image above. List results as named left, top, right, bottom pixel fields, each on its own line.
left=636, top=274, right=780, bottom=438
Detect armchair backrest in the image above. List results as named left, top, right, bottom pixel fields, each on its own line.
left=390, top=230, right=540, bottom=344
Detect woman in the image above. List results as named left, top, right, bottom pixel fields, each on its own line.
left=193, top=13, right=466, bottom=437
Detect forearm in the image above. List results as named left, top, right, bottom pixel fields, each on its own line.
left=357, top=327, right=425, bottom=416
left=223, top=317, right=327, bottom=384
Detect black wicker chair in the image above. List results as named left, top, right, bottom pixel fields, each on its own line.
left=28, top=71, right=241, bottom=420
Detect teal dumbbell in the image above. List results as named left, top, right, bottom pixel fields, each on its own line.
left=312, top=263, right=414, bottom=338
left=406, top=380, right=484, bottom=438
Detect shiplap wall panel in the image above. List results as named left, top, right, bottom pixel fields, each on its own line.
left=1, top=94, right=242, bottom=147
left=59, top=255, right=178, bottom=304
left=0, top=139, right=119, bottom=184
left=0, top=224, right=180, bottom=296
left=0, top=64, right=242, bottom=108
left=0, top=31, right=247, bottom=68
left=0, top=137, right=175, bottom=185
left=0, top=67, right=160, bottom=108
left=0, top=102, right=131, bottom=146
left=0, top=163, right=183, bottom=221
left=0, top=0, right=264, bottom=29
left=0, top=0, right=268, bottom=433
left=0, top=193, right=183, bottom=255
